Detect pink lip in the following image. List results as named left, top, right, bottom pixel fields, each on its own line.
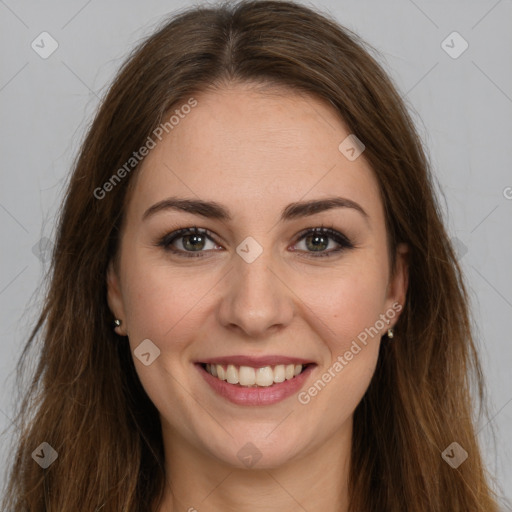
left=197, top=355, right=314, bottom=367
left=195, top=363, right=316, bottom=406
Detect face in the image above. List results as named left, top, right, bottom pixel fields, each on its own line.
left=107, top=82, right=408, bottom=470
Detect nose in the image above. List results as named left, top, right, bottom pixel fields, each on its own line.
left=216, top=246, right=295, bottom=339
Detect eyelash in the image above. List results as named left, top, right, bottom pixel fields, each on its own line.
left=155, top=225, right=354, bottom=259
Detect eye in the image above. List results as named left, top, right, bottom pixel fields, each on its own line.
left=292, top=226, right=354, bottom=258
left=156, top=225, right=354, bottom=259
left=157, top=226, right=221, bottom=258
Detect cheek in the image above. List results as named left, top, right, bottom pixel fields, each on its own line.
left=119, top=250, right=225, bottom=363
left=299, top=261, right=388, bottom=347
left=119, top=258, right=204, bottom=412
left=298, top=271, right=386, bottom=420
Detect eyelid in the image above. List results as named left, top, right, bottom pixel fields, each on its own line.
left=294, top=224, right=352, bottom=246
left=291, top=225, right=354, bottom=258
left=156, top=226, right=219, bottom=253
left=156, top=224, right=354, bottom=258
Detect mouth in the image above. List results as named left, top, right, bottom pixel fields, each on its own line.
left=199, top=362, right=313, bottom=387
left=195, top=359, right=317, bottom=406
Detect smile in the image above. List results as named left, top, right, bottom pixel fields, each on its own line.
left=202, top=363, right=309, bottom=387
left=195, top=359, right=316, bottom=406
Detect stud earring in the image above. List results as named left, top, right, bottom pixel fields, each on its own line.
left=114, top=319, right=122, bottom=328
left=387, top=328, right=394, bottom=339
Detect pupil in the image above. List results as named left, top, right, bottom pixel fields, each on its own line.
left=307, top=234, right=327, bottom=252
left=184, top=234, right=204, bottom=251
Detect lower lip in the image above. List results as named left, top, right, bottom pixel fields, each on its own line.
left=196, top=364, right=316, bottom=406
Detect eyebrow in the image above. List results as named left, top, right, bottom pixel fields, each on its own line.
left=142, top=196, right=369, bottom=223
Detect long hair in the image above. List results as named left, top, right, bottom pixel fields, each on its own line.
left=1, top=1, right=500, bottom=510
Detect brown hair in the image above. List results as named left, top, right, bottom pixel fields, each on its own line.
left=1, top=1, right=501, bottom=510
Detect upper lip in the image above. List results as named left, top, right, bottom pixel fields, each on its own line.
left=197, top=355, right=315, bottom=367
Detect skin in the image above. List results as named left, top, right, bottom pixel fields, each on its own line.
left=107, top=82, right=408, bottom=512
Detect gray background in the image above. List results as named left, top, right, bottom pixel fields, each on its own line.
left=0, top=0, right=511, bottom=507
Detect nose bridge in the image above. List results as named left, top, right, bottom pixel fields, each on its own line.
left=218, top=238, right=294, bottom=336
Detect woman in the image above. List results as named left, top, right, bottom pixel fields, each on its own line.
left=2, top=0, right=501, bottom=510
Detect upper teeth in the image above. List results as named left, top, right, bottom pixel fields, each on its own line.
left=206, top=363, right=304, bottom=387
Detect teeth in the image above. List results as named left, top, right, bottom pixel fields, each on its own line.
left=255, top=366, right=274, bottom=387
left=204, top=363, right=306, bottom=386
left=217, top=365, right=226, bottom=381
left=239, top=366, right=256, bottom=386
left=273, top=364, right=285, bottom=383
left=226, top=364, right=239, bottom=384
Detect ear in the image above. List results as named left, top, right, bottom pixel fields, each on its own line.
left=384, top=242, right=409, bottom=325
left=107, top=260, right=127, bottom=336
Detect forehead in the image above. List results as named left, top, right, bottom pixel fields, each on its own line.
left=127, top=83, right=383, bottom=225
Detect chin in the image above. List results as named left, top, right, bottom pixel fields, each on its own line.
left=202, top=428, right=308, bottom=470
